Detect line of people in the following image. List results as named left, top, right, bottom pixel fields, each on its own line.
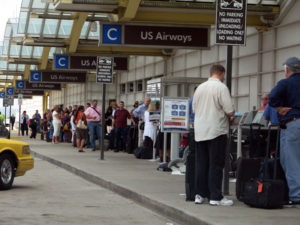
left=38, top=98, right=156, bottom=155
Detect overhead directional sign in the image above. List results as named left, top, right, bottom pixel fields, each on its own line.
left=14, top=89, right=44, bottom=96
left=16, top=80, right=25, bottom=89
left=53, top=55, right=128, bottom=71
left=124, top=25, right=209, bottom=48
left=6, top=88, right=14, bottom=95
left=102, top=24, right=122, bottom=44
left=100, top=23, right=210, bottom=49
left=17, top=81, right=62, bottom=90
left=96, top=57, right=113, bottom=83
left=216, top=0, right=247, bottom=45
left=29, top=71, right=86, bottom=83
left=0, top=92, right=5, bottom=98
left=26, top=82, right=62, bottom=90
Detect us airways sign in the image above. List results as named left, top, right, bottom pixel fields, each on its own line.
left=100, top=24, right=210, bottom=49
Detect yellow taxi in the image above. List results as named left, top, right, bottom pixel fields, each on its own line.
left=0, top=138, right=34, bottom=190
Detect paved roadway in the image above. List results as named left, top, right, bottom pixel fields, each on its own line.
left=0, top=158, right=177, bottom=225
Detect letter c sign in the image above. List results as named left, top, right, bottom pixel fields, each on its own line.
left=103, top=25, right=121, bottom=44
left=30, top=71, right=42, bottom=82
left=55, top=55, right=69, bottom=69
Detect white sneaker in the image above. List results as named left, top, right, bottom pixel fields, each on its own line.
left=209, top=197, right=233, bottom=206
left=194, top=194, right=205, bottom=204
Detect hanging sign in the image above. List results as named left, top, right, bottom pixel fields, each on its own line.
left=216, top=0, right=247, bottom=45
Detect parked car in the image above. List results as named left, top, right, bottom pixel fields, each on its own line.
left=0, top=138, right=34, bottom=190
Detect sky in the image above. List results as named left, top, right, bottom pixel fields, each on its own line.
left=0, top=0, right=22, bottom=41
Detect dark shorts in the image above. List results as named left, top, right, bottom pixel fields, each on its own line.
left=76, top=128, right=87, bottom=140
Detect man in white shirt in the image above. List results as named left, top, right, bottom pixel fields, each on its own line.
left=192, top=64, right=234, bottom=206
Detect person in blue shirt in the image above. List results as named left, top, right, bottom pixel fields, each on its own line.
left=35, top=110, right=41, bottom=132
left=269, top=57, right=300, bottom=206
left=133, top=97, right=151, bottom=147
left=189, top=87, right=197, bottom=123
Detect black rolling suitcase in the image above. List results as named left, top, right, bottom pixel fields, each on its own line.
left=241, top=126, right=287, bottom=209
left=108, top=128, right=115, bottom=150
left=185, top=128, right=196, bottom=201
left=126, top=125, right=138, bottom=154
left=236, top=124, right=268, bottom=200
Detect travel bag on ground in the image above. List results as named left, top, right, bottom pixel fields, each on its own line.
left=185, top=128, right=196, bottom=201
left=126, top=125, right=138, bottom=154
left=241, top=126, right=287, bottom=209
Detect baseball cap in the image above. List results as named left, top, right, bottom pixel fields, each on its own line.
left=282, top=57, right=300, bottom=70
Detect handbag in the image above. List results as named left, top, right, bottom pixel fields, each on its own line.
left=139, top=122, right=145, bottom=130
left=77, top=118, right=87, bottom=129
left=63, top=123, right=69, bottom=131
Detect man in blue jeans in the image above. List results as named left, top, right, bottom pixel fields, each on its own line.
left=112, top=101, right=135, bottom=152
left=269, top=57, right=300, bottom=206
left=85, top=100, right=102, bottom=151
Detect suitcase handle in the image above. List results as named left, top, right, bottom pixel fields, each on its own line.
left=263, top=125, right=280, bottom=180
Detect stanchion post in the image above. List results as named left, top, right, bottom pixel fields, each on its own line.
left=163, top=132, right=167, bottom=163
left=18, top=105, right=21, bottom=136
left=100, top=83, right=106, bottom=160
left=223, top=45, right=233, bottom=195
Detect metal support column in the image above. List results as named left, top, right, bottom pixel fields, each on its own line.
left=100, top=83, right=106, bottom=160
left=223, top=45, right=233, bottom=195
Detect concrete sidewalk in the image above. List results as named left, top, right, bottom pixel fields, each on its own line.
left=17, top=135, right=300, bottom=225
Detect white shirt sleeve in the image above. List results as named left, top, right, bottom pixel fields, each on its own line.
left=219, top=85, right=234, bottom=114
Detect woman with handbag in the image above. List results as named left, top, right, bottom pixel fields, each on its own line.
left=73, top=105, right=88, bottom=152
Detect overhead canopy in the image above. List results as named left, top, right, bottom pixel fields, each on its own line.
left=0, top=0, right=285, bottom=89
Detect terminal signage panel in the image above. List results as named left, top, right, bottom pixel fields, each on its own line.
left=24, top=81, right=62, bottom=90
left=16, top=80, right=25, bottom=89
left=53, top=55, right=128, bottom=71
left=102, top=24, right=122, bottom=44
left=30, top=71, right=86, bottom=83
left=14, top=95, right=32, bottom=99
left=70, top=56, right=128, bottom=71
left=6, top=88, right=14, bottom=95
left=124, top=25, right=209, bottom=49
left=14, top=89, right=44, bottom=96
left=215, top=0, right=247, bottom=45
left=96, top=57, right=113, bottom=83
left=55, top=55, right=69, bottom=69
left=0, top=92, right=5, bottom=98
left=30, top=71, right=42, bottom=82
left=3, top=96, right=14, bottom=106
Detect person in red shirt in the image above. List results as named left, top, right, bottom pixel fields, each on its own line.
left=112, top=101, right=135, bottom=152
left=73, top=105, right=88, bottom=152
left=259, top=93, right=269, bottom=110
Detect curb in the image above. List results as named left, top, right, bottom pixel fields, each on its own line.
left=32, top=151, right=211, bottom=225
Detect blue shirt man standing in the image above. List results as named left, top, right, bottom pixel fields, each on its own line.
left=189, top=87, right=197, bottom=123
left=133, top=97, right=151, bottom=147
left=269, top=57, right=300, bottom=206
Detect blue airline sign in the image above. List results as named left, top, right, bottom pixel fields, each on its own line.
left=6, top=88, right=14, bottom=95
left=30, top=71, right=42, bottom=82
left=55, top=55, right=69, bottom=69
left=0, top=92, right=5, bottom=98
left=102, top=25, right=122, bottom=44
left=16, top=80, right=25, bottom=89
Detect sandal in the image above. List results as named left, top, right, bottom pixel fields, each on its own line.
left=78, top=150, right=85, bottom=152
